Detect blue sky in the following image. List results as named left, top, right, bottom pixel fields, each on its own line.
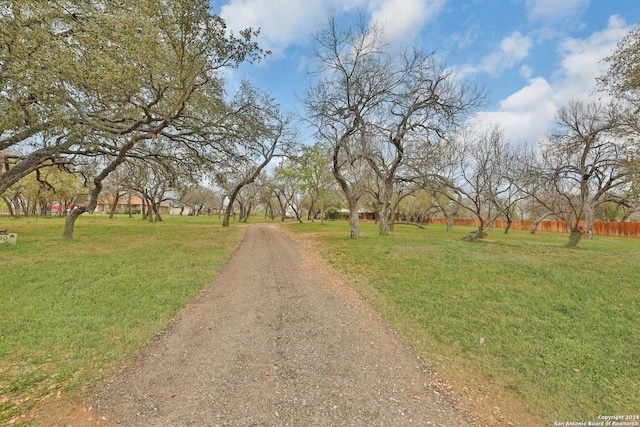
left=212, top=0, right=640, bottom=146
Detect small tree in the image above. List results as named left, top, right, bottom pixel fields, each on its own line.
left=523, top=100, right=629, bottom=247
left=440, top=126, right=515, bottom=241
left=180, top=185, right=220, bottom=216
left=219, top=83, right=297, bottom=227
left=404, top=135, right=464, bottom=232
left=295, top=144, right=335, bottom=223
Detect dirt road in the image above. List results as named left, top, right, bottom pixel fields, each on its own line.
left=89, top=224, right=477, bottom=426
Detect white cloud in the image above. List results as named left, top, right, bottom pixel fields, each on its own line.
left=501, top=77, right=553, bottom=111
left=220, top=0, right=447, bottom=56
left=553, top=15, right=628, bottom=103
left=472, top=78, right=556, bottom=146
left=520, top=65, right=534, bottom=79
left=478, top=31, right=533, bottom=76
left=219, top=0, right=337, bottom=55
left=526, top=0, right=589, bottom=23
left=470, top=15, right=631, bottom=147
left=370, top=0, right=446, bottom=43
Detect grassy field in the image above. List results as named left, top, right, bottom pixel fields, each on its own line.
left=285, top=221, right=640, bottom=425
left=2, top=216, right=638, bottom=425
left=0, top=214, right=246, bottom=425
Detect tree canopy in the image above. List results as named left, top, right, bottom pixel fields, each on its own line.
left=0, top=0, right=269, bottom=237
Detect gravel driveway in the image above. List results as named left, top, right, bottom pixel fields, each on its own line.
left=89, top=224, right=477, bottom=426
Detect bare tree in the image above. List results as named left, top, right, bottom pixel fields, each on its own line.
left=480, top=131, right=524, bottom=234
left=523, top=100, right=630, bottom=246
left=363, top=60, right=482, bottom=235
left=303, top=14, right=384, bottom=238
left=305, top=13, right=482, bottom=237
left=403, top=135, right=464, bottom=232
left=438, top=126, right=516, bottom=241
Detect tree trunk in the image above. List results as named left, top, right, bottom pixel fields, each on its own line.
left=531, top=220, right=540, bottom=234
left=3, top=196, right=15, bottom=217
left=109, top=192, right=121, bottom=219
left=141, top=198, right=148, bottom=220
left=504, top=217, right=512, bottom=234
left=223, top=188, right=240, bottom=227
left=153, top=201, right=162, bottom=222
left=531, top=213, right=551, bottom=234
left=290, top=203, right=303, bottom=224
left=583, top=202, right=595, bottom=239
left=378, top=178, right=394, bottom=235
left=147, top=199, right=155, bottom=223
left=63, top=206, right=87, bottom=238
left=566, top=230, right=583, bottom=248
left=444, top=213, right=454, bottom=232
left=237, top=201, right=245, bottom=222
left=218, top=198, right=225, bottom=219
left=239, top=203, right=252, bottom=222
left=13, top=195, right=21, bottom=218
left=308, top=199, right=316, bottom=222
left=274, top=193, right=286, bottom=222
left=332, top=140, right=361, bottom=239
left=349, top=205, right=360, bottom=239
left=64, top=136, right=141, bottom=239
left=378, top=209, right=390, bottom=235
left=462, top=221, right=486, bottom=242
left=223, top=195, right=238, bottom=224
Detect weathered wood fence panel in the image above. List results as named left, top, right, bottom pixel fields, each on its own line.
left=426, top=218, right=640, bottom=239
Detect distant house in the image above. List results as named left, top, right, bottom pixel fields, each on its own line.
left=50, top=203, right=74, bottom=215
left=169, top=206, right=194, bottom=215
left=95, top=196, right=170, bottom=215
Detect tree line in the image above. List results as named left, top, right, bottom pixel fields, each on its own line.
left=298, top=13, right=640, bottom=247
left=2, top=3, right=640, bottom=247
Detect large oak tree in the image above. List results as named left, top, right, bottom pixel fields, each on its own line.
left=0, top=0, right=266, bottom=238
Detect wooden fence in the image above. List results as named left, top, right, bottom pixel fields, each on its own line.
left=426, top=218, right=640, bottom=239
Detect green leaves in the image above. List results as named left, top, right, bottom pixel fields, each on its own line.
left=1, top=0, right=266, bottom=196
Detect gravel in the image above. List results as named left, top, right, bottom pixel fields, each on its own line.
left=89, top=224, right=478, bottom=426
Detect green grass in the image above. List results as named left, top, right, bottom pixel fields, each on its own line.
left=285, top=221, right=640, bottom=424
left=0, top=214, right=246, bottom=424
left=2, top=215, right=638, bottom=425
